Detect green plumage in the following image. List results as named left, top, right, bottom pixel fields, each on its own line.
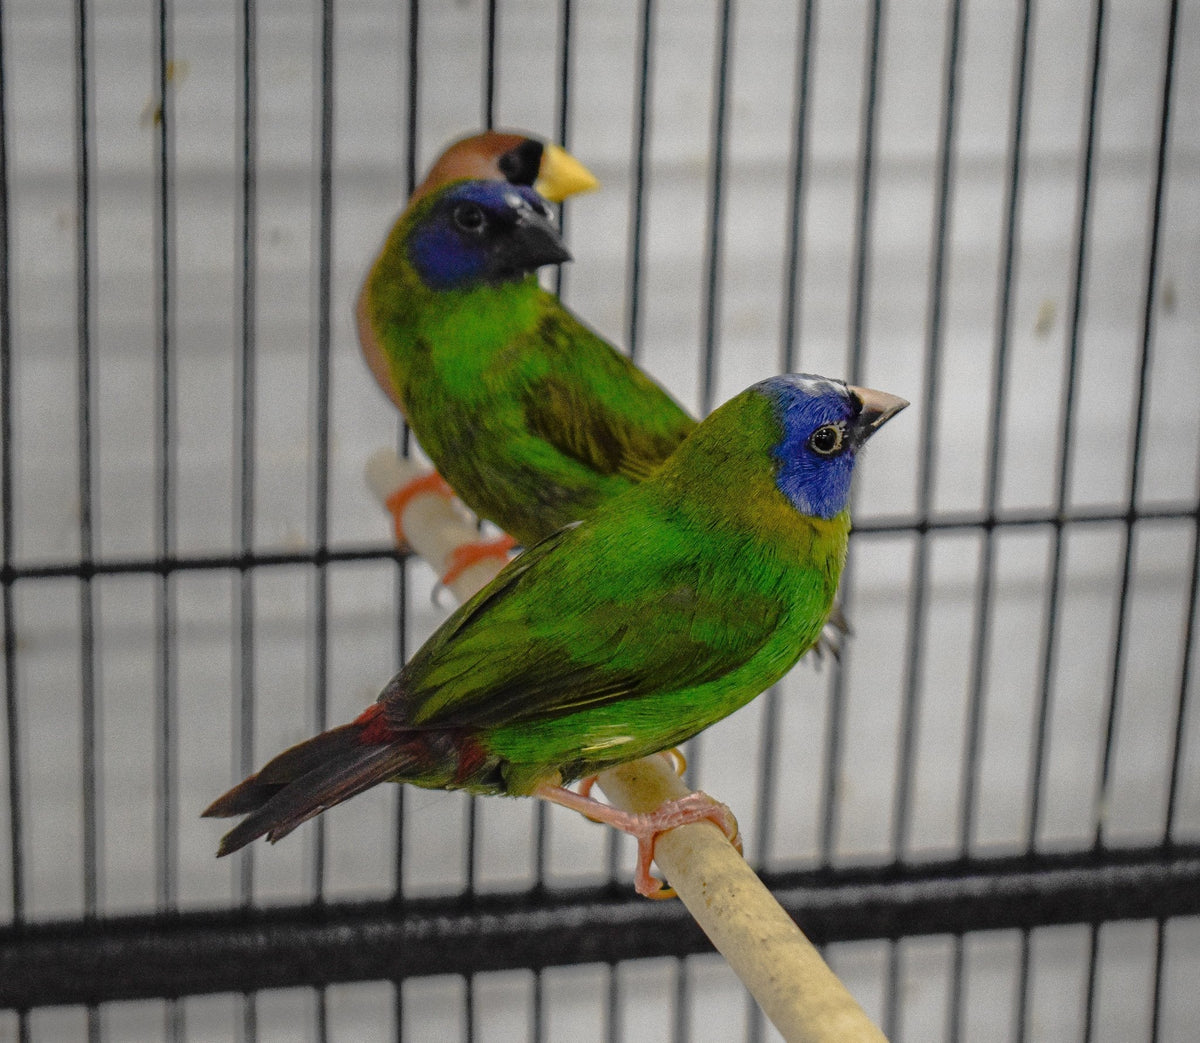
left=389, top=388, right=847, bottom=794
left=203, top=373, right=910, bottom=859
left=360, top=183, right=696, bottom=547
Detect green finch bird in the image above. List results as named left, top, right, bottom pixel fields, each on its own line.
left=357, top=175, right=696, bottom=553
left=204, top=374, right=907, bottom=896
left=357, top=130, right=599, bottom=429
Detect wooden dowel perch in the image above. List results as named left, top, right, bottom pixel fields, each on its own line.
left=366, top=448, right=888, bottom=1043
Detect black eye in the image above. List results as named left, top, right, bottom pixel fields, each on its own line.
left=453, top=202, right=485, bottom=232
left=808, top=422, right=846, bottom=456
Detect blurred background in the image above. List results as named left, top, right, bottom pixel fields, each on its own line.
left=1, top=0, right=1198, bottom=1039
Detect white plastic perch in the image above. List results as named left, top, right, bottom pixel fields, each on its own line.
left=366, top=447, right=888, bottom=1043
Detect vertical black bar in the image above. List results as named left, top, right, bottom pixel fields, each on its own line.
left=74, top=2, right=101, bottom=1039
left=531, top=0, right=576, bottom=900
left=463, top=9, right=510, bottom=1031
left=394, top=0, right=421, bottom=898
left=236, top=0, right=259, bottom=1038
left=604, top=813, right=621, bottom=888
left=1084, top=6, right=1178, bottom=1037
left=1014, top=929, right=1033, bottom=1043
left=532, top=790, right=549, bottom=893
left=464, top=971, right=475, bottom=1043
left=235, top=0, right=258, bottom=906
left=1082, top=921, right=1100, bottom=1043
left=312, top=0, right=335, bottom=895
left=313, top=1, right=335, bottom=1038
left=821, top=0, right=886, bottom=877
left=966, top=0, right=1031, bottom=857
left=531, top=970, right=544, bottom=1043
left=1026, top=0, right=1105, bottom=857
left=394, top=7, right=419, bottom=1038
left=671, top=11, right=735, bottom=1037
left=885, top=9, right=964, bottom=1029
left=625, top=0, right=654, bottom=366
left=404, top=0, right=420, bottom=199
left=1149, top=917, right=1166, bottom=1043
left=550, top=0, right=572, bottom=302
left=464, top=0, right=506, bottom=913
left=153, top=1, right=182, bottom=1038
left=1018, top=5, right=1105, bottom=1039
left=752, top=686, right=780, bottom=868
left=1092, top=0, right=1178, bottom=851
left=0, top=7, right=23, bottom=1035
left=836, top=0, right=887, bottom=1026
left=153, top=0, right=176, bottom=914
left=846, top=0, right=882, bottom=380
left=482, top=0, right=497, bottom=130
left=72, top=0, right=100, bottom=946
left=892, top=0, right=962, bottom=867
left=0, top=0, right=24, bottom=956
left=670, top=955, right=689, bottom=1043
left=817, top=665, right=843, bottom=865
left=464, top=797, right=478, bottom=895
left=951, top=2, right=1031, bottom=1037
left=778, top=0, right=816, bottom=374
left=756, top=1, right=818, bottom=912
left=604, top=964, right=619, bottom=1043
left=698, top=0, right=733, bottom=416
left=609, top=0, right=628, bottom=902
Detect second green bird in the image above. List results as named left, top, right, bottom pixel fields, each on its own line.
left=359, top=177, right=696, bottom=549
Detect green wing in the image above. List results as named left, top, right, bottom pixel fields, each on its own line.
left=381, top=516, right=793, bottom=732
left=520, top=300, right=697, bottom=483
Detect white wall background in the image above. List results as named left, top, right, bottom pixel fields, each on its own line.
left=1, top=0, right=1199, bottom=1039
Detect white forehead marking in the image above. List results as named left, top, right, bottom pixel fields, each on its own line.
left=774, top=373, right=845, bottom=400
left=782, top=372, right=840, bottom=393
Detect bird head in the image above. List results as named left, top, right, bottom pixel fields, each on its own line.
left=406, top=180, right=573, bottom=291
left=764, top=374, right=908, bottom=519
left=410, top=130, right=599, bottom=206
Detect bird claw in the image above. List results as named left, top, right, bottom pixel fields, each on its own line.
left=659, top=747, right=688, bottom=778
left=535, top=782, right=740, bottom=899
left=628, top=792, right=740, bottom=898
left=808, top=603, right=852, bottom=665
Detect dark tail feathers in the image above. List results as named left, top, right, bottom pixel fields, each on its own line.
left=203, top=708, right=415, bottom=856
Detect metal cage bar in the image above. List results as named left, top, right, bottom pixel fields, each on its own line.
left=1, top=844, right=1196, bottom=1011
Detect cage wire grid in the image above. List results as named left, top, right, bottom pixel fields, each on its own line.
left=0, top=0, right=1199, bottom=1040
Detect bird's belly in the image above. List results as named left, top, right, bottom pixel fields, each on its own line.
left=482, top=652, right=811, bottom=797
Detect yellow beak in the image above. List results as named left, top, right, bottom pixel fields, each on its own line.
left=534, top=143, right=600, bottom=203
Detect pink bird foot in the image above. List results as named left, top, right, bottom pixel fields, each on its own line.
left=535, top=781, right=740, bottom=899
left=440, top=533, right=518, bottom=586
left=384, top=471, right=456, bottom=546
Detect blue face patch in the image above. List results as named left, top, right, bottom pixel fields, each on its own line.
left=765, top=374, right=860, bottom=520
left=407, top=181, right=559, bottom=291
